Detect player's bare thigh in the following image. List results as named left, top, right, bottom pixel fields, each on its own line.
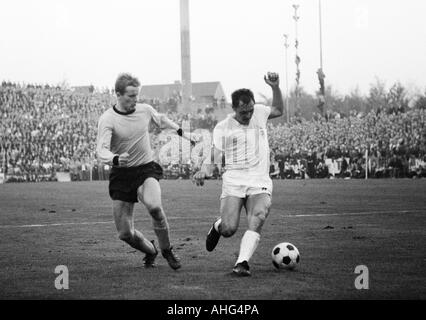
left=219, top=196, right=245, bottom=237
left=245, top=193, right=272, bottom=232
left=137, top=178, right=163, bottom=211
left=137, top=178, right=166, bottom=221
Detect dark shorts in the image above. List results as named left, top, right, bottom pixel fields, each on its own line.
left=109, top=161, right=163, bottom=203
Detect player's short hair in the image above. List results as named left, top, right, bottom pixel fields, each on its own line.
left=115, top=73, right=140, bottom=95
left=231, top=88, right=255, bottom=109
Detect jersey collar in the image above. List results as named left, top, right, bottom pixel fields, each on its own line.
left=230, top=114, right=251, bottom=127
left=113, top=104, right=136, bottom=115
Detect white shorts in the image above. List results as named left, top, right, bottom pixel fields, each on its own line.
left=220, top=172, right=273, bottom=199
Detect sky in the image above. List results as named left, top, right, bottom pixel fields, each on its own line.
left=1, top=0, right=426, bottom=101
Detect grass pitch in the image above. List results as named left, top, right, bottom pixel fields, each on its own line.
left=0, top=179, right=425, bottom=299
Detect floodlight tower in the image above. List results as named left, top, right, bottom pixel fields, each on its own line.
left=284, top=34, right=290, bottom=123
left=180, top=0, right=192, bottom=113
left=317, top=0, right=326, bottom=117
left=293, top=4, right=301, bottom=117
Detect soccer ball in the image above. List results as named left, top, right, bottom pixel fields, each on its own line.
left=271, top=242, right=300, bottom=270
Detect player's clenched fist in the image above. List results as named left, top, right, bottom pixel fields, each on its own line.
left=192, top=171, right=206, bottom=186
left=119, top=152, right=130, bottom=167
left=264, top=72, right=279, bottom=87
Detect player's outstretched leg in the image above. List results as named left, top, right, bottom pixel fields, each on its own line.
left=151, top=209, right=181, bottom=270
left=206, top=196, right=244, bottom=252
left=113, top=200, right=158, bottom=264
left=139, top=178, right=181, bottom=270
left=232, top=194, right=271, bottom=277
left=232, top=230, right=260, bottom=277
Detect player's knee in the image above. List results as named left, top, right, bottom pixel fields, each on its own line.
left=148, top=206, right=163, bottom=220
left=118, top=230, right=133, bottom=242
left=220, top=225, right=237, bottom=238
left=253, top=208, right=268, bottom=224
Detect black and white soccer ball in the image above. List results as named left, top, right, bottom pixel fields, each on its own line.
left=271, top=242, right=300, bottom=270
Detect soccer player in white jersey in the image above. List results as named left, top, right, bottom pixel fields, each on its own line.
left=193, top=73, right=284, bottom=276
left=97, top=73, right=195, bottom=270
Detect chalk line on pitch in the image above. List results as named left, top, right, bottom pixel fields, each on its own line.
left=0, top=209, right=423, bottom=229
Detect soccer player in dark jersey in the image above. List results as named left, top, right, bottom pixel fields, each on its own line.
left=96, top=73, right=194, bottom=270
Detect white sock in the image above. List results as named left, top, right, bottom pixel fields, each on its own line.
left=214, top=218, right=222, bottom=232
left=236, top=230, right=260, bottom=264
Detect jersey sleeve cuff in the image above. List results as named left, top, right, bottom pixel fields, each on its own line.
left=112, top=155, right=119, bottom=166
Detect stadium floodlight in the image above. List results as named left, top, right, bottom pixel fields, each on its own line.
left=293, top=4, right=301, bottom=117
left=284, top=34, right=290, bottom=123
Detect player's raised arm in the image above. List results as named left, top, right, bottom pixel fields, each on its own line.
left=264, top=72, right=284, bottom=119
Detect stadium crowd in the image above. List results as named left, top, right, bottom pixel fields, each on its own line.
left=0, top=82, right=111, bottom=182
left=1, top=81, right=425, bottom=183
left=268, top=109, right=426, bottom=179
